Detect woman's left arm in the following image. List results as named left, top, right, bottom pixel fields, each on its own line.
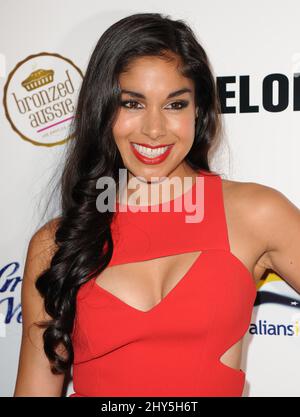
left=255, top=185, right=300, bottom=294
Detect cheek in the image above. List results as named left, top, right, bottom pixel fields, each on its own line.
left=169, top=113, right=195, bottom=142
left=113, top=112, right=138, bottom=142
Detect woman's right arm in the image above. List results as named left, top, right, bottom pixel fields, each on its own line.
left=13, top=218, right=66, bottom=397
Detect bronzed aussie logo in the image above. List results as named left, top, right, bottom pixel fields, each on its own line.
left=3, top=52, right=83, bottom=146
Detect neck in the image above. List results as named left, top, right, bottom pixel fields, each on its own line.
left=118, top=163, right=199, bottom=207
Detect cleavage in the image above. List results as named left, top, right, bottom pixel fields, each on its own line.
left=94, top=250, right=203, bottom=312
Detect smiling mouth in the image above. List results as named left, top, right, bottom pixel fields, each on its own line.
left=131, top=142, right=174, bottom=158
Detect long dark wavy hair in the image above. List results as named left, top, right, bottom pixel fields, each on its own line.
left=34, top=12, right=223, bottom=375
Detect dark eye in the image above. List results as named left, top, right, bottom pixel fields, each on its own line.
left=120, top=100, right=142, bottom=109
left=166, top=100, right=189, bottom=110
left=120, top=99, right=189, bottom=110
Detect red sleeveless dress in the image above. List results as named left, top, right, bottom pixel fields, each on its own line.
left=69, top=169, right=257, bottom=397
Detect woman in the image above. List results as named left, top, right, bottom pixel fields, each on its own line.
left=14, top=12, right=300, bottom=397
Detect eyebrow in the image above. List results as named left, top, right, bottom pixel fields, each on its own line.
left=120, top=87, right=192, bottom=99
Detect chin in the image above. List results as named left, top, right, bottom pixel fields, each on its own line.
left=137, top=175, right=163, bottom=184
left=127, top=169, right=166, bottom=184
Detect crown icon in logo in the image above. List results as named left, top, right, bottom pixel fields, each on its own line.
left=21, top=68, right=54, bottom=91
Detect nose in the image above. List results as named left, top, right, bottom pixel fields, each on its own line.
left=141, top=107, right=167, bottom=140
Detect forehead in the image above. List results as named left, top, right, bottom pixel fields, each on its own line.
left=118, top=54, right=194, bottom=92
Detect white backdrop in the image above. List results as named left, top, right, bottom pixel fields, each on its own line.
left=1, top=0, right=299, bottom=397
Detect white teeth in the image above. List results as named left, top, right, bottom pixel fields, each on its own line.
left=132, top=143, right=170, bottom=158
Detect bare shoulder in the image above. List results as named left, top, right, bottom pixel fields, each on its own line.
left=221, top=177, right=284, bottom=215
left=222, top=177, right=300, bottom=266
left=221, top=177, right=269, bottom=195
left=31, top=216, right=62, bottom=241
left=28, top=217, right=62, bottom=275
left=22, top=216, right=62, bottom=300
left=223, top=178, right=300, bottom=292
left=14, top=216, right=65, bottom=396
left=221, top=177, right=296, bottom=234
left=220, top=177, right=277, bottom=246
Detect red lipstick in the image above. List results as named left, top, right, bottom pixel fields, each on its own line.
left=130, top=143, right=174, bottom=165
left=132, top=142, right=172, bottom=149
